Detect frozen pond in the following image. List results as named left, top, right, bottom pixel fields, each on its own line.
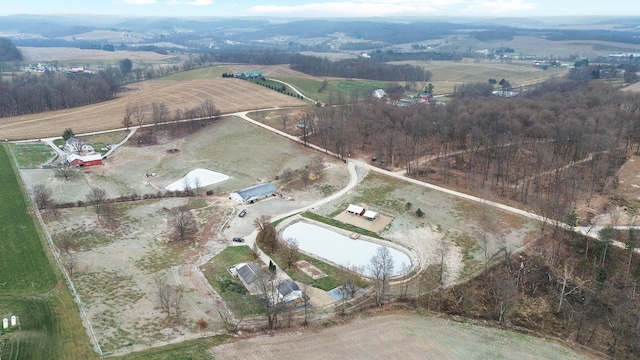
left=165, top=168, right=229, bottom=191
left=282, top=222, right=411, bottom=276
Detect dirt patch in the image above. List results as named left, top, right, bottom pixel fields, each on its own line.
left=334, top=210, right=393, bottom=233
left=295, top=260, right=326, bottom=280
left=210, top=314, right=592, bottom=360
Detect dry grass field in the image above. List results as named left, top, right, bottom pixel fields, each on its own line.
left=211, top=314, right=594, bottom=360
left=0, top=76, right=306, bottom=140
left=19, top=47, right=180, bottom=62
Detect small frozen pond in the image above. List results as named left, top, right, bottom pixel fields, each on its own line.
left=282, top=222, right=411, bottom=276
left=165, top=168, right=229, bottom=191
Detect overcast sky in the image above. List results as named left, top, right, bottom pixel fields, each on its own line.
left=1, top=0, right=638, bottom=18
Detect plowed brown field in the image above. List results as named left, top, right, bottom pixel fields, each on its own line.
left=0, top=77, right=306, bottom=140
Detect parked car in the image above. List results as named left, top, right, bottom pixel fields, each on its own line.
left=232, top=237, right=245, bottom=243
left=238, top=209, right=247, bottom=217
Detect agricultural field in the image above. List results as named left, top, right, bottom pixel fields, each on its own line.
left=20, top=115, right=350, bottom=355
left=211, top=313, right=594, bottom=360
left=18, top=47, right=181, bottom=63
left=0, top=67, right=307, bottom=141
left=0, top=145, right=97, bottom=360
left=399, top=58, right=569, bottom=95
left=10, top=142, right=58, bottom=168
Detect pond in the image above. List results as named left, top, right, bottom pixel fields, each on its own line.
left=281, top=222, right=411, bottom=277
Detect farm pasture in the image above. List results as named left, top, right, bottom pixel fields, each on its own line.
left=0, top=73, right=306, bottom=140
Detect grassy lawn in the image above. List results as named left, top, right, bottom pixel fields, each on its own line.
left=11, top=143, right=58, bottom=168
left=199, top=246, right=263, bottom=315
left=303, top=212, right=382, bottom=239
left=112, top=336, right=230, bottom=360
left=160, top=66, right=231, bottom=80
left=273, top=76, right=386, bottom=103
left=0, top=144, right=97, bottom=360
left=0, top=145, right=57, bottom=295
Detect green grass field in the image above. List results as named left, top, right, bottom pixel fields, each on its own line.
left=273, top=76, right=386, bottom=103
left=0, top=144, right=98, bottom=360
left=11, top=143, right=57, bottom=168
left=199, top=246, right=263, bottom=315
left=112, top=336, right=230, bottom=360
left=0, top=146, right=57, bottom=295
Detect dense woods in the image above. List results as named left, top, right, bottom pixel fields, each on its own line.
left=0, top=71, right=119, bottom=117
left=290, top=54, right=431, bottom=82
left=0, top=38, right=22, bottom=62
left=304, top=80, right=638, bottom=217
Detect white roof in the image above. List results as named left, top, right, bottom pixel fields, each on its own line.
left=68, top=153, right=102, bottom=162
left=347, top=204, right=364, bottom=214
left=363, top=210, right=378, bottom=219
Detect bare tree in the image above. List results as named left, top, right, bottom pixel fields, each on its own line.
left=168, top=206, right=198, bottom=242
left=369, top=246, right=394, bottom=306
left=339, top=264, right=365, bottom=299
left=437, top=236, right=449, bottom=284
left=251, top=241, right=262, bottom=260
left=85, top=187, right=107, bottom=217
left=31, top=184, right=53, bottom=210
left=193, top=176, right=201, bottom=196
left=200, top=99, right=220, bottom=120
left=151, top=102, right=170, bottom=127
left=253, top=214, right=272, bottom=231
left=123, top=103, right=134, bottom=129
left=132, top=102, right=147, bottom=127
left=57, top=232, right=77, bottom=277
left=257, top=223, right=279, bottom=253
left=279, top=237, right=300, bottom=269
left=56, top=161, right=78, bottom=181
left=153, top=272, right=183, bottom=318
left=255, top=275, right=284, bottom=330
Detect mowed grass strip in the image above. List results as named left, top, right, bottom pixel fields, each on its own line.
left=0, top=145, right=57, bottom=295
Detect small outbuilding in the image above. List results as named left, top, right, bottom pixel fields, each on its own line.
left=346, top=204, right=365, bottom=216
left=363, top=210, right=378, bottom=221
left=229, top=183, right=277, bottom=204
left=231, top=262, right=271, bottom=295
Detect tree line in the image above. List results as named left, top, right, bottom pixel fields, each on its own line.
left=0, top=71, right=119, bottom=117
left=290, top=54, right=431, bottom=82
left=0, top=38, right=22, bottom=62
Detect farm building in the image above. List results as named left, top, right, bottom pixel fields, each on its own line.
left=363, top=210, right=378, bottom=221
left=418, top=92, right=434, bottom=103
left=276, top=279, right=305, bottom=304
left=372, top=89, right=386, bottom=98
left=346, top=204, right=365, bottom=216
left=67, top=154, right=103, bottom=167
left=229, top=183, right=277, bottom=204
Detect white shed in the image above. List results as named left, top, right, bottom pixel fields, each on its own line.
left=346, top=204, right=365, bottom=216
left=363, top=210, right=378, bottom=220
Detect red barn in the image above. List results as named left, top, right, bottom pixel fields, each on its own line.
left=67, top=154, right=103, bottom=167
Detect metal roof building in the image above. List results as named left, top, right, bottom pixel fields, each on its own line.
left=229, top=183, right=277, bottom=204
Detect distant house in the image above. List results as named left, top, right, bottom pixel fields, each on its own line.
left=235, top=71, right=264, bottom=80
left=372, top=89, right=386, bottom=98
left=67, top=154, right=103, bottom=167
left=346, top=204, right=365, bottom=216
left=65, top=137, right=94, bottom=153
left=418, top=92, right=434, bottom=103
left=229, top=183, right=277, bottom=204
left=492, top=90, right=518, bottom=98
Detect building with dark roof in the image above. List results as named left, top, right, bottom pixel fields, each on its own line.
left=229, top=183, right=277, bottom=204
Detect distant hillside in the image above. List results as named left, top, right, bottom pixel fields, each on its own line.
left=0, top=38, right=22, bottom=61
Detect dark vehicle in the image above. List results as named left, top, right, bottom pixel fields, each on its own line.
left=238, top=209, right=247, bottom=217
left=232, top=237, right=245, bottom=243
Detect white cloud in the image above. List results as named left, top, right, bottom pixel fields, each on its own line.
left=121, top=0, right=156, bottom=4
left=247, top=1, right=456, bottom=17
left=461, top=0, right=537, bottom=15
left=167, top=0, right=213, bottom=5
